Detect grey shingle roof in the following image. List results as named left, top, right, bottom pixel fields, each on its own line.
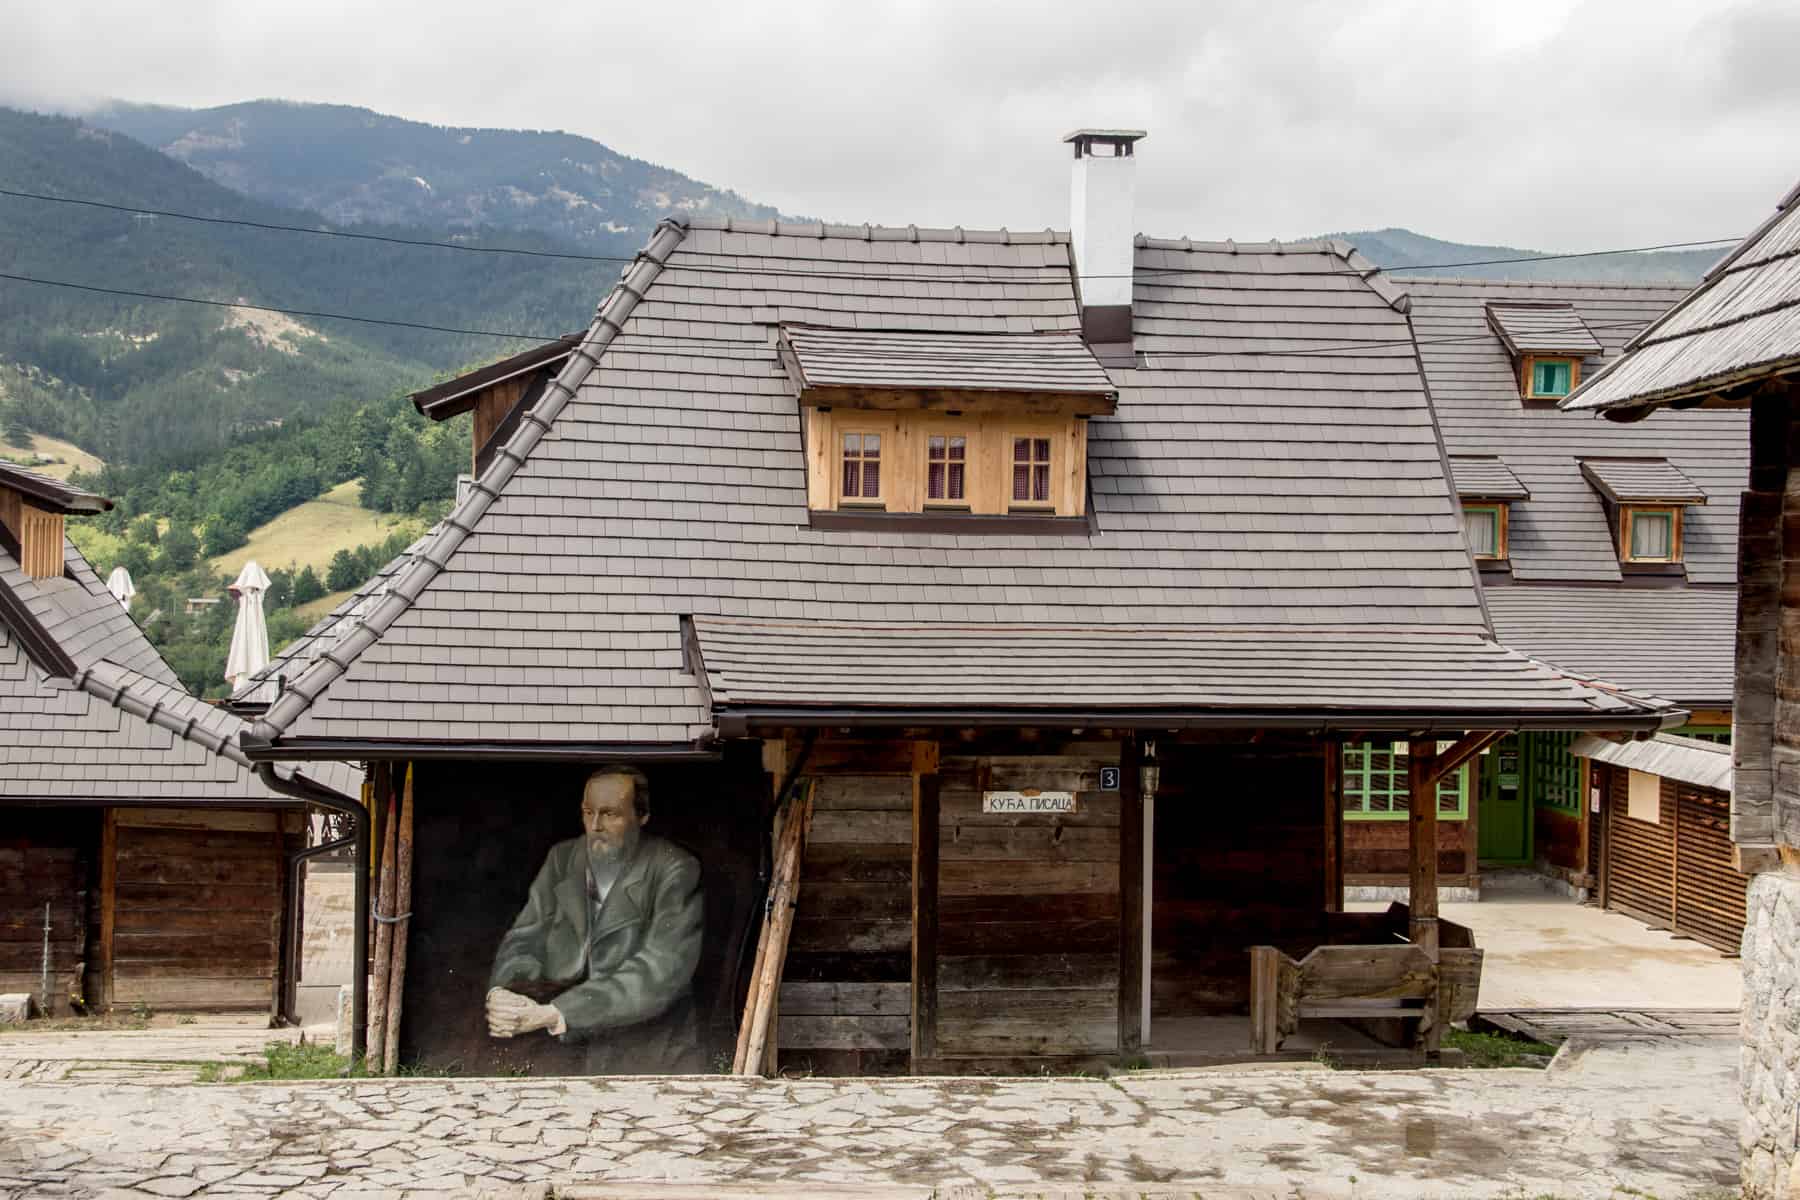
left=779, top=327, right=1116, bottom=402
left=1566, top=178, right=1800, bottom=410
left=1578, top=457, right=1707, bottom=504
left=693, top=616, right=1678, bottom=724
left=1485, top=302, right=1604, bottom=356
left=0, top=539, right=355, bottom=803
left=248, top=219, right=1678, bottom=751
left=1401, top=277, right=1746, bottom=586
left=1449, top=456, right=1530, bottom=500
left=1484, top=584, right=1735, bottom=707
left=1569, top=732, right=1732, bottom=793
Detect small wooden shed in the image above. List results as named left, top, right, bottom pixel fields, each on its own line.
left=0, top=462, right=356, bottom=1016
left=1571, top=732, right=1748, bottom=953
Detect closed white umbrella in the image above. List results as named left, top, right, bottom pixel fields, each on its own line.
left=224, top=560, right=272, bottom=691
left=106, top=566, right=136, bottom=611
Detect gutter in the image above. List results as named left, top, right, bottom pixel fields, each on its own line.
left=713, top=706, right=1689, bottom=738
left=257, top=761, right=371, bottom=1064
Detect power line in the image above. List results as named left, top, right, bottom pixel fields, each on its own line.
left=0, top=185, right=1740, bottom=281
left=0, top=267, right=1654, bottom=366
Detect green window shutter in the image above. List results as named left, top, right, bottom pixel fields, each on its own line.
left=1525, top=731, right=1581, bottom=813
left=1343, top=741, right=1469, bottom=820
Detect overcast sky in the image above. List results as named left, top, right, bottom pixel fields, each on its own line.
left=2, top=0, right=1796, bottom=250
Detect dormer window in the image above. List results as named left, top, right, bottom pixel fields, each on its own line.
left=1528, top=357, right=1576, bottom=399
left=782, top=326, right=1115, bottom=521
left=839, top=432, right=884, bottom=505
left=1463, top=504, right=1506, bottom=559
left=1486, top=303, right=1601, bottom=402
left=1579, top=458, right=1706, bottom=569
left=1448, top=456, right=1528, bottom=568
left=925, top=433, right=966, bottom=505
left=1622, top=506, right=1679, bottom=563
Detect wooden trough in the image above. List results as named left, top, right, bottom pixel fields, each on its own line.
left=1249, top=904, right=1483, bottom=1054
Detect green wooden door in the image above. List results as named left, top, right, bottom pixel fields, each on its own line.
left=1478, top=735, right=1530, bottom=863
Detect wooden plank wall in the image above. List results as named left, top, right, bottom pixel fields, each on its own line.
left=0, top=808, right=97, bottom=1015
left=1603, top=771, right=1677, bottom=930
left=1153, top=741, right=1325, bottom=1015
left=778, top=774, right=913, bottom=1073
left=1675, top=786, right=1750, bottom=954
left=934, top=742, right=1122, bottom=1057
left=1343, top=819, right=1473, bottom=887
left=108, top=809, right=287, bottom=1010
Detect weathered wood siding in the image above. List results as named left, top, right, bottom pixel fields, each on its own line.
left=108, top=809, right=286, bottom=1010
left=1603, top=770, right=1677, bottom=930
left=0, top=808, right=97, bottom=1015
left=779, top=773, right=914, bottom=1071
left=1153, top=741, right=1325, bottom=1015
left=1343, top=818, right=1474, bottom=887
left=1599, top=770, right=1748, bottom=954
left=936, top=744, right=1121, bottom=1056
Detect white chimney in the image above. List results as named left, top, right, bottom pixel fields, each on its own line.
left=1065, top=128, right=1146, bottom=346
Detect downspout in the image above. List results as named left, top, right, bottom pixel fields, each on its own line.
left=257, top=762, right=369, bottom=1064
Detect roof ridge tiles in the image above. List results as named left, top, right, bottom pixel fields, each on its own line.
left=674, top=216, right=1070, bottom=245
left=1395, top=275, right=1694, bottom=293
left=250, top=220, right=693, bottom=747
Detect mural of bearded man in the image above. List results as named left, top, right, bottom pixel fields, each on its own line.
left=485, top=765, right=706, bottom=1074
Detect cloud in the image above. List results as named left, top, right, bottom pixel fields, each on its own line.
left=0, top=0, right=1793, bottom=249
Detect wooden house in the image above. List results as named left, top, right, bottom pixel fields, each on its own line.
left=1561, top=175, right=1800, bottom=1200
left=0, top=462, right=357, bottom=1017
left=1347, top=278, right=1746, bottom=900
left=242, top=132, right=1684, bottom=1075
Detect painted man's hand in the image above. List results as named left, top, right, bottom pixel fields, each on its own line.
left=485, top=987, right=561, bottom=1038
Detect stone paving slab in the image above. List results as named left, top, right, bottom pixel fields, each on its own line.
left=0, top=1038, right=1738, bottom=1199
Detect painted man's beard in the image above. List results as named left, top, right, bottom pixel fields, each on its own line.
left=587, top=824, right=640, bottom=865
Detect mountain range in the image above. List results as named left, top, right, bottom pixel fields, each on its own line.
left=1, top=97, right=1724, bottom=477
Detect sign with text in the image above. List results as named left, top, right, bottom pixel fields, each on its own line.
left=1099, top=767, right=1121, bottom=792
left=982, top=790, right=1078, bottom=814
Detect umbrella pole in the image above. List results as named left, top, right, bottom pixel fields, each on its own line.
left=382, top=764, right=415, bottom=1075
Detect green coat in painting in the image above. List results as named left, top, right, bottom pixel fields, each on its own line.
left=489, top=833, right=705, bottom=1074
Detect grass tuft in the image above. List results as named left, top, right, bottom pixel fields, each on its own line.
left=1444, top=1027, right=1558, bottom=1068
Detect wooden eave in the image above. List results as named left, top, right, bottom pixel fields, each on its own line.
left=411, top=333, right=582, bottom=421
left=776, top=331, right=1118, bottom=417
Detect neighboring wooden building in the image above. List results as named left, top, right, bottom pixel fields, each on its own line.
left=1338, top=277, right=1746, bottom=898
left=0, top=462, right=356, bottom=1016
left=243, top=133, right=1683, bottom=1075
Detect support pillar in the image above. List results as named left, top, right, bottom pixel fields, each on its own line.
left=1408, top=738, right=1440, bottom=958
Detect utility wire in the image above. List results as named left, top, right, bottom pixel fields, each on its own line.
left=0, top=267, right=1656, bottom=364
left=0, top=185, right=1740, bottom=281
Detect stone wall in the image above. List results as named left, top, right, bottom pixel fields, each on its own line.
left=1741, top=870, right=1800, bottom=1199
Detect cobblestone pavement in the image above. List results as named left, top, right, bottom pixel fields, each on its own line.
left=0, top=1038, right=1737, bottom=1199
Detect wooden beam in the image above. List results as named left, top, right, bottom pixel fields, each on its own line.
left=1118, top=737, right=1145, bottom=1055
left=910, top=766, right=940, bottom=1069
left=1323, top=742, right=1343, bottom=913
left=1425, top=730, right=1506, bottom=787
left=1407, top=739, right=1441, bottom=1056
left=98, top=809, right=117, bottom=1009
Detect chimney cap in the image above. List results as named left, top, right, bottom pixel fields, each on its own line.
left=1063, top=129, right=1147, bottom=148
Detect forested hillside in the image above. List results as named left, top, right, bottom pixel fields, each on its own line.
left=87, top=99, right=787, bottom=245
left=0, top=106, right=617, bottom=466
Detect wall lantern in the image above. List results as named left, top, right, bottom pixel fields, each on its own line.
left=1139, top=738, right=1160, bottom=797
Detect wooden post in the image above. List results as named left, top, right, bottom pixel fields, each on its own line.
left=1323, top=741, right=1343, bottom=913
left=1118, top=737, right=1146, bottom=1055
left=98, top=809, right=116, bottom=1010
left=367, top=767, right=399, bottom=1071
left=1249, top=945, right=1280, bottom=1055
left=910, top=742, right=940, bottom=1070
left=741, top=781, right=812, bottom=1075
left=1408, top=738, right=1441, bottom=1056
left=382, top=764, right=415, bottom=1075
left=1407, top=739, right=1440, bottom=959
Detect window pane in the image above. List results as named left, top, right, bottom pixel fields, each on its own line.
left=861, top=460, right=880, bottom=497
left=1033, top=464, right=1050, bottom=502
left=927, top=462, right=945, bottom=500
left=928, top=434, right=945, bottom=457
left=1013, top=437, right=1031, bottom=463
left=863, top=433, right=880, bottom=457
left=1631, top=511, right=1672, bottom=558
left=842, top=460, right=860, bottom=496
left=947, top=461, right=965, bottom=499
left=1033, top=438, right=1051, bottom=462
left=1464, top=508, right=1497, bottom=556
left=1012, top=463, right=1030, bottom=500
left=947, top=436, right=965, bottom=461
left=843, top=432, right=859, bottom=455
left=1533, top=360, right=1571, bottom=396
